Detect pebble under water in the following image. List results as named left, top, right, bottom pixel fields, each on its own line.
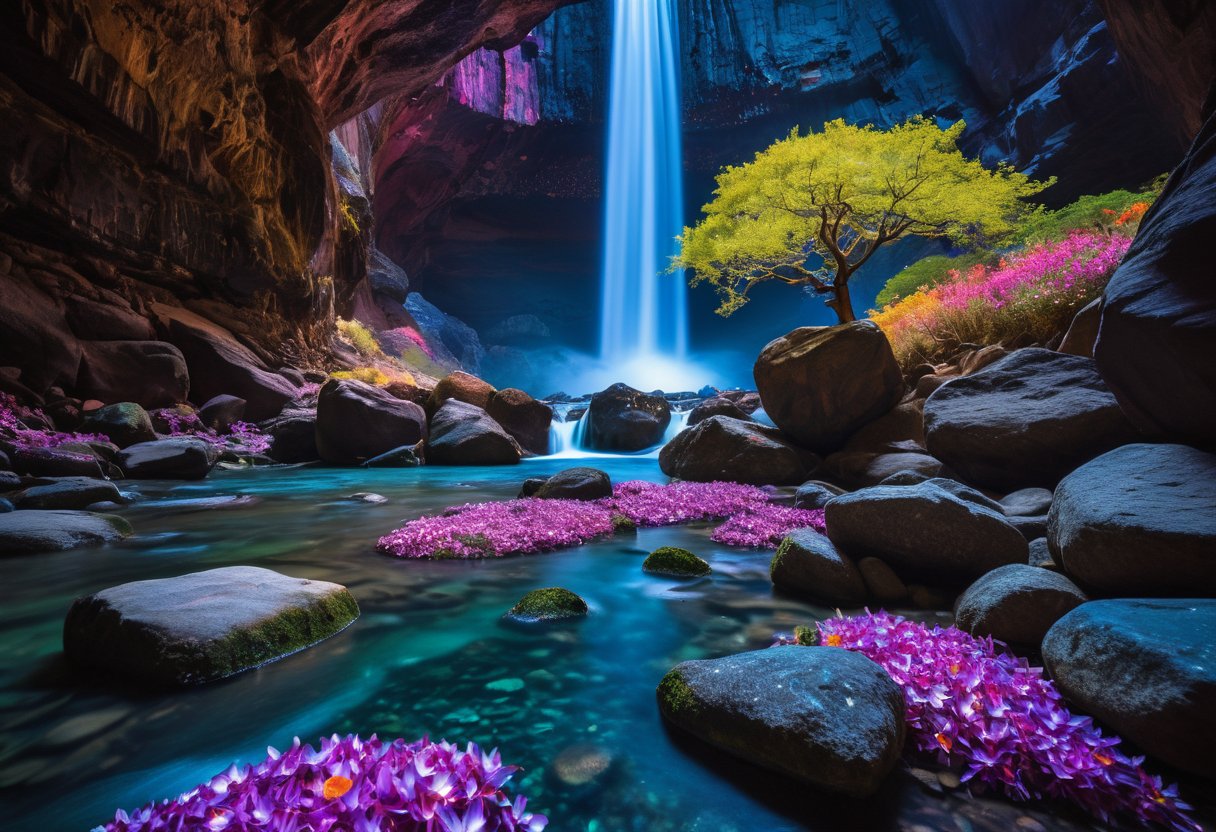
left=0, top=458, right=1101, bottom=831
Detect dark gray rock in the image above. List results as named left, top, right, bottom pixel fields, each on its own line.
left=583, top=383, right=671, bottom=451
left=924, top=349, right=1140, bottom=490
left=406, top=293, right=485, bottom=373
left=841, top=401, right=925, bottom=454
left=9, top=447, right=104, bottom=479
left=771, top=529, right=866, bottom=605
left=814, top=449, right=944, bottom=489
left=1043, top=599, right=1216, bottom=779
left=0, top=510, right=132, bottom=554
left=0, top=498, right=11, bottom=513
left=0, top=470, right=20, bottom=490
left=63, top=566, right=359, bottom=686
left=534, top=467, right=612, bottom=501
left=753, top=322, right=904, bottom=453
left=485, top=387, right=553, bottom=455
left=825, top=480, right=1028, bottom=581
left=658, top=647, right=905, bottom=796
left=316, top=378, right=427, bottom=465
left=263, top=410, right=319, bottom=464
left=794, top=480, right=846, bottom=509
left=857, top=557, right=907, bottom=602
left=1028, top=537, right=1055, bottom=569
left=687, top=397, right=751, bottom=427
left=999, top=487, right=1054, bottom=517
left=1008, top=514, right=1048, bottom=540
left=427, top=399, right=522, bottom=465
left=877, top=470, right=932, bottom=487
left=198, top=394, right=247, bottom=433
left=77, top=340, right=190, bottom=409
left=954, top=563, right=1087, bottom=646
left=81, top=402, right=156, bottom=448
left=1048, top=443, right=1216, bottom=596
left=118, top=437, right=218, bottom=479
left=15, top=477, right=122, bottom=510
left=1058, top=297, right=1102, bottom=357
left=659, top=416, right=814, bottom=486
left=518, top=477, right=547, bottom=498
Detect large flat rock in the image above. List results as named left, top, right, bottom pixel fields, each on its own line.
left=63, top=566, right=360, bottom=686
left=0, top=510, right=132, bottom=555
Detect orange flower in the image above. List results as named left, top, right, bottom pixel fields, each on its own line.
left=935, top=732, right=953, bottom=753
left=323, top=775, right=354, bottom=800
left=825, top=633, right=843, bottom=647
left=1093, top=751, right=1114, bottom=766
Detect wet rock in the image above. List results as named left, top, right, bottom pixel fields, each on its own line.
left=346, top=492, right=387, bottom=504
left=1028, top=538, right=1055, bottom=569
left=924, top=349, right=1140, bottom=490
left=518, top=477, right=546, bottom=498
left=643, top=546, right=711, bottom=578
left=659, top=415, right=813, bottom=486
left=771, top=529, right=866, bottom=605
left=427, top=399, right=522, bottom=465
left=583, top=383, right=671, bottom=451
left=363, top=443, right=424, bottom=467
left=658, top=647, right=905, bottom=796
left=1057, top=297, right=1102, bottom=357
left=506, top=587, right=588, bottom=623
left=198, top=394, right=246, bottom=433
left=263, top=410, right=319, bottom=464
left=533, top=467, right=612, bottom=501
left=77, top=340, right=189, bottom=409
left=1048, top=443, right=1216, bottom=596
left=1043, top=599, right=1216, bottom=779
left=316, top=378, right=427, bottom=466
left=877, top=470, right=932, bottom=486
left=754, top=322, right=904, bottom=453
left=0, top=510, right=132, bottom=554
left=814, top=448, right=944, bottom=489
left=427, top=371, right=496, bottom=415
left=841, top=401, right=925, bottom=454
left=117, top=437, right=218, bottom=480
left=81, top=402, right=156, bottom=448
left=687, top=396, right=751, bottom=426
left=1008, top=514, right=1048, bottom=540
left=857, top=557, right=907, bottom=603
left=954, top=564, right=1087, bottom=647
left=63, top=566, right=359, bottom=687
left=485, top=387, right=552, bottom=455
left=999, top=488, right=1053, bottom=517
left=14, top=477, right=122, bottom=510
left=793, top=480, right=846, bottom=509
left=825, top=480, right=1028, bottom=581
left=9, top=447, right=104, bottom=478
left=0, top=470, right=19, bottom=489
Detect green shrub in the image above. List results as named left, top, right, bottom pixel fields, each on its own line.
left=875, top=250, right=996, bottom=309
left=336, top=318, right=383, bottom=358
left=1013, top=179, right=1164, bottom=245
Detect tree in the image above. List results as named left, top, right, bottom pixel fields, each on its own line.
left=673, top=117, right=1051, bottom=324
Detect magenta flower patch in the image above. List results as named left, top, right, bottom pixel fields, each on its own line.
left=159, top=409, right=272, bottom=456
left=98, top=733, right=546, bottom=832
left=710, top=503, right=826, bottom=548
left=0, top=393, right=106, bottom=449
left=811, top=612, right=1199, bottom=832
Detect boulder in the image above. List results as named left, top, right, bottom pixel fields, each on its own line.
left=198, top=394, right=247, bottom=433
left=534, top=467, right=612, bottom=501
left=657, top=647, right=905, bottom=796
left=263, top=410, right=319, bottom=464
left=485, top=388, right=553, bottom=455
left=687, top=397, right=751, bottom=426
left=1043, top=599, right=1216, bottom=779
left=1008, top=514, right=1048, bottom=541
left=427, top=371, right=496, bottom=415
left=793, top=480, right=846, bottom=510
left=841, top=401, right=925, bottom=454
left=518, top=477, right=546, bottom=498
left=825, top=480, right=1028, bottom=581
left=81, top=402, right=156, bottom=448
left=506, top=587, right=588, bottom=623
left=643, top=546, right=711, bottom=577
left=15, top=477, right=122, bottom=510
left=117, top=437, right=219, bottom=479
left=814, top=448, right=944, bottom=489
left=857, top=557, right=908, bottom=602
left=63, top=566, right=360, bottom=686
left=753, top=322, right=903, bottom=453
left=924, top=349, right=1140, bottom=490
left=1028, top=537, right=1056, bottom=569
left=154, top=304, right=297, bottom=421
left=954, top=564, right=1087, bottom=646
left=0, top=510, right=131, bottom=554
left=771, top=529, right=866, bottom=605
left=9, top=447, right=104, bottom=478
left=1048, top=443, right=1216, bottom=596
left=583, top=383, right=671, bottom=451
left=1057, top=297, right=1102, bottom=357
left=77, top=340, right=189, bottom=409
left=998, top=488, right=1053, bottom=517
left=427, top=399, right=522, bottom=465
left=659, top=416, right=813, bottom=486
left=315, top=378, right=427, bottom=465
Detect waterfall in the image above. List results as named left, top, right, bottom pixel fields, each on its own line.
left=598, top=0, right=687, bottom=378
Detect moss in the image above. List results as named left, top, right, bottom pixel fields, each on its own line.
left=657, top=668, right=701, bottom=720
left=507, top=587, right=588, bottom=622
left=643, top=546, right=710, bottom=577
left=794, top=625, right=818, bottom=646
left=330, top=367, right=391, bottom=386
left=611, top=514, right=637, bottom=535
left=336, top=318, right=383, bottom=358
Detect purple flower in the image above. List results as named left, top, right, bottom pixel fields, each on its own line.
left=98, top=734, right=547, bottom=832
left=0, top=393, right=107, bottom=449
left=710, top=503, right=826, bottom=548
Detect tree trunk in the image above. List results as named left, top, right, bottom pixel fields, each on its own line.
left=825, top=281, right=856, bottom=324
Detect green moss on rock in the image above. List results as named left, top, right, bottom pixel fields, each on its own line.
left=643, top=546, right=710, bottom=577
left=506, top=587, right=588, bottom=622
left=657, top=668, right=701, bottom=720
left=611, top=514, right=637, bottom=534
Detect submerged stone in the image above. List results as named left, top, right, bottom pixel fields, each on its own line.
left=506, top=587, right=588, bottom=623
left=643, top=546, right=710, bottom=578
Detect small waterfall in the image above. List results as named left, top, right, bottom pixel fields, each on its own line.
left=662, top=408, right=691, bottom=444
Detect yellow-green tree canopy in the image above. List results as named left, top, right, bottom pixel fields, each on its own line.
left=673, top=116, right=1052, bottom=323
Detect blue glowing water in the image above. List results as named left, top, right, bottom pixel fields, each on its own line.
left=598, top=0, right=688, bottom=389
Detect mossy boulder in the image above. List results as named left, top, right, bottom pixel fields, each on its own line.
left=643, top=546, right=710, bottom=577
left=81, top=402, right=156, bottom=448
left=63, top=566, right=359, bottom=686
left=506, top=587, right=588, bottom=623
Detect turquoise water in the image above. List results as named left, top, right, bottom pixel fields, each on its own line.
left=0, top=458, right=1093, bottom=831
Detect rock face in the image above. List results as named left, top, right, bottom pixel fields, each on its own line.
left=117, top=438, right=219, bottom=480
left=954, top=564, right=1087, bottom=647
left=63, top=566, right=360, bottom=686
left=316, top=379, right=427, bottom=465
left=583, top=384, right=671, bottom=452
left=0, top=510, right=132, bottom=554
left=1093, top=105, right=1216, bottom=449
left=1048, top=444, right=1216, bottom=596
left=771, top=530, right=866, bottom=606
left=825, top=480, right=1028, bottom=581
left=754, top=323, right=904, bottom=453
left=427, top=400, right=522, bottom=465
left=1043, top=599, right=1216, bottom=779
left=77, top=341, right=189, bottom=409
left=924, top=349, right=1140, bottom=490
left=659, top=416, right=812, bottom=486
left=658, top=647, right=905, bottom=796
left=533, top=467, right=612, bottom=501
left=81, top=402, right=157, bottom=448
left=485, top=388, right=552, bottom=455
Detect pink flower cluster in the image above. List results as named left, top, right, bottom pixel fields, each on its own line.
left=383, top=327, right=435, bottom=360
left=378, top=481, right=827, bottom=559
left=813, top=612, right=1199, bottom=832
left=100, top=733, right=546, bottom=832
left=0, top=393, right=105, bottom=449
left=159, top=410, right=272, bottom=456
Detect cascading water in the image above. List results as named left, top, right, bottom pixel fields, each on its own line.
left=598, top=0, right=687, bottom=385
